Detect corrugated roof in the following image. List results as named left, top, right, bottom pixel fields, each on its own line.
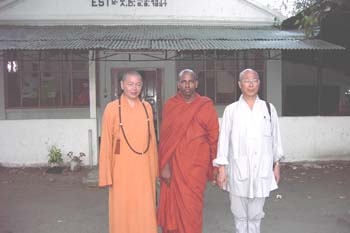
left=0, top=25, right=345, bottom=50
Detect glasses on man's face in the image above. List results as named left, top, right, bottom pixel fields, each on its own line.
left=125, top=82, right=142, bottom=89
left=241, top=79, right=259, bottom=84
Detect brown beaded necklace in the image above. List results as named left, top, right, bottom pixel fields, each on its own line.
left=118, top=98, right=151, bottom=155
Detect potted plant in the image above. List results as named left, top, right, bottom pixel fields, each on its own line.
left=46, top=145, right=64, bottom=174
left=48, top=145, right=64, bottom=167
left=67, top=152, right=86, bottom=172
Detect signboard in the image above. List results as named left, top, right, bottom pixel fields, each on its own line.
left=0, top=0, right=277, bottom=25
left=91, top=0, right=167, bottom=7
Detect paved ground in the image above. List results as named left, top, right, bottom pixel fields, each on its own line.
left=1, top=161, right=350, bottom=233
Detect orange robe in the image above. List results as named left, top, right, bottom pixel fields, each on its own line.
left=99, top=95, right=158, bottom=233
left=158, top=93, right=219, bottom=233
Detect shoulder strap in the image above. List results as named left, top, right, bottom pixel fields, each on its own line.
left=265, top=101, right=271, bottom=122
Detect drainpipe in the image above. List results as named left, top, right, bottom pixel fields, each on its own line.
left=89, top=50, right=97, bottom=167
left=0, top=51, right=6, bottom=120
left=317, top=51, right=323, bottom=115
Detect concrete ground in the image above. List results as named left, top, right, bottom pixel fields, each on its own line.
left=1, top=161, right=350, bottom=233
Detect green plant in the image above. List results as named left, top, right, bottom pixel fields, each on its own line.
left=295, top=4, right=320, bottom=38
left=292, top=0, right=346, bottom=38
left=48, top=145, right=64, bottom=165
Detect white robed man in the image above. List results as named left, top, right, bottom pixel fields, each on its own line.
left=214, top=68, right=284, bottom=233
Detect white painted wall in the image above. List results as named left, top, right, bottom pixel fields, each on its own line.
left=6, top=108, right=90, bottom=119
left=1, top=116, right=350, bottom=166
left=266, top=54, right=282, bottom=116
left=0, top=0, right=281, bottom=25
left=279, top=117, right=350, bottom=161
left=0, top=119, right=98, bottom=166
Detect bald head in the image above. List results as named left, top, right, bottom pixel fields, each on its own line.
left=239, top=69, right=259, bottom=81
left=177, top=69, right=197, bottom=82
left=121, top=70, right=143, bottom=82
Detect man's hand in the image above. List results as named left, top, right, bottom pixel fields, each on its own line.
left=216, top=166, right=227, bottom=189
left=211, top=167, right=219, bottom=186
left=273, top=162, right=280, bottom=184
left=161, top=162, right=171, bottom=186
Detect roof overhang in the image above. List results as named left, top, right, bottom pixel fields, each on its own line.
left=0, top=25, right=345, bottom=51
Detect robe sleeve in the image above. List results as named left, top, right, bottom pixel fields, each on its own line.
left=213, top=105, right=232, bottom=166
left=147, top=103, right=159, bottom=179
left=271, top=104, right=284, bottom=162
left=204, top=102, right=219, bottom=181
left=204, top=101, right=219, bottom=163
left=98, top=102, right=115, bottom=187
left=158, top=99, right=176, bottom=170
left=196, top=100, right=220, bottom=180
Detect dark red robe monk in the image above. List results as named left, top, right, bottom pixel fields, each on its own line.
left=158, top=92, right=219, bottom=233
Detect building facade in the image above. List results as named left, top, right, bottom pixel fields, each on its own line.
left=0, top=0, right=349, bottom=166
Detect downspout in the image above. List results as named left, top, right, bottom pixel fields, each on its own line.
left=316, top=51, right=323, bottom=115
left=88, top=50, right=97, bottom=168
left=0, top=51, right=6, bottom=120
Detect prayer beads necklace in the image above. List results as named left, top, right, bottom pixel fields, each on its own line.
left=118, top=98, right=151, bottom=155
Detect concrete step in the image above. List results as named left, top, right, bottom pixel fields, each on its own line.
left=82, top=167, right=98, bottom=186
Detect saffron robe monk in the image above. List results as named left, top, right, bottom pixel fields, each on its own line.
left=158, top=69, right=219, bottom=233
left=99, top=71, right=158, bottom=233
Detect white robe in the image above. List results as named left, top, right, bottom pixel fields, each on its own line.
left=213, top=96, right=283, bottom=198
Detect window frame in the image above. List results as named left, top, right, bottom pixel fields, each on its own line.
left=4, top=50, right=93, bottom=109
left=282, top=50, right=350, bottom=116
left=194, top=50, right=267, bottom=104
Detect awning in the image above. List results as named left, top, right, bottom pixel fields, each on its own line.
left=0, top=25, right=345, bottom=51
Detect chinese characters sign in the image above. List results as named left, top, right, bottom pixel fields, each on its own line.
left=91, top=0, right=168, bottom=7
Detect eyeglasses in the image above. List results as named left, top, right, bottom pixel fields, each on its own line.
left=241, top=79, right=259, bottom=84
left=125, top=82, right=142, bottom=88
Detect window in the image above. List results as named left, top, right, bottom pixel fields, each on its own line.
left=7, top=60, right=18, bottom=73
left=176, top=50, right=266, bottom=104
left=283, top=51, right=350, bottom=116
left=322, top=70, right=350, bottom=116
left=197, top=70, right=235, bottom=104
left=5, top=50, right=91, bottom=108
